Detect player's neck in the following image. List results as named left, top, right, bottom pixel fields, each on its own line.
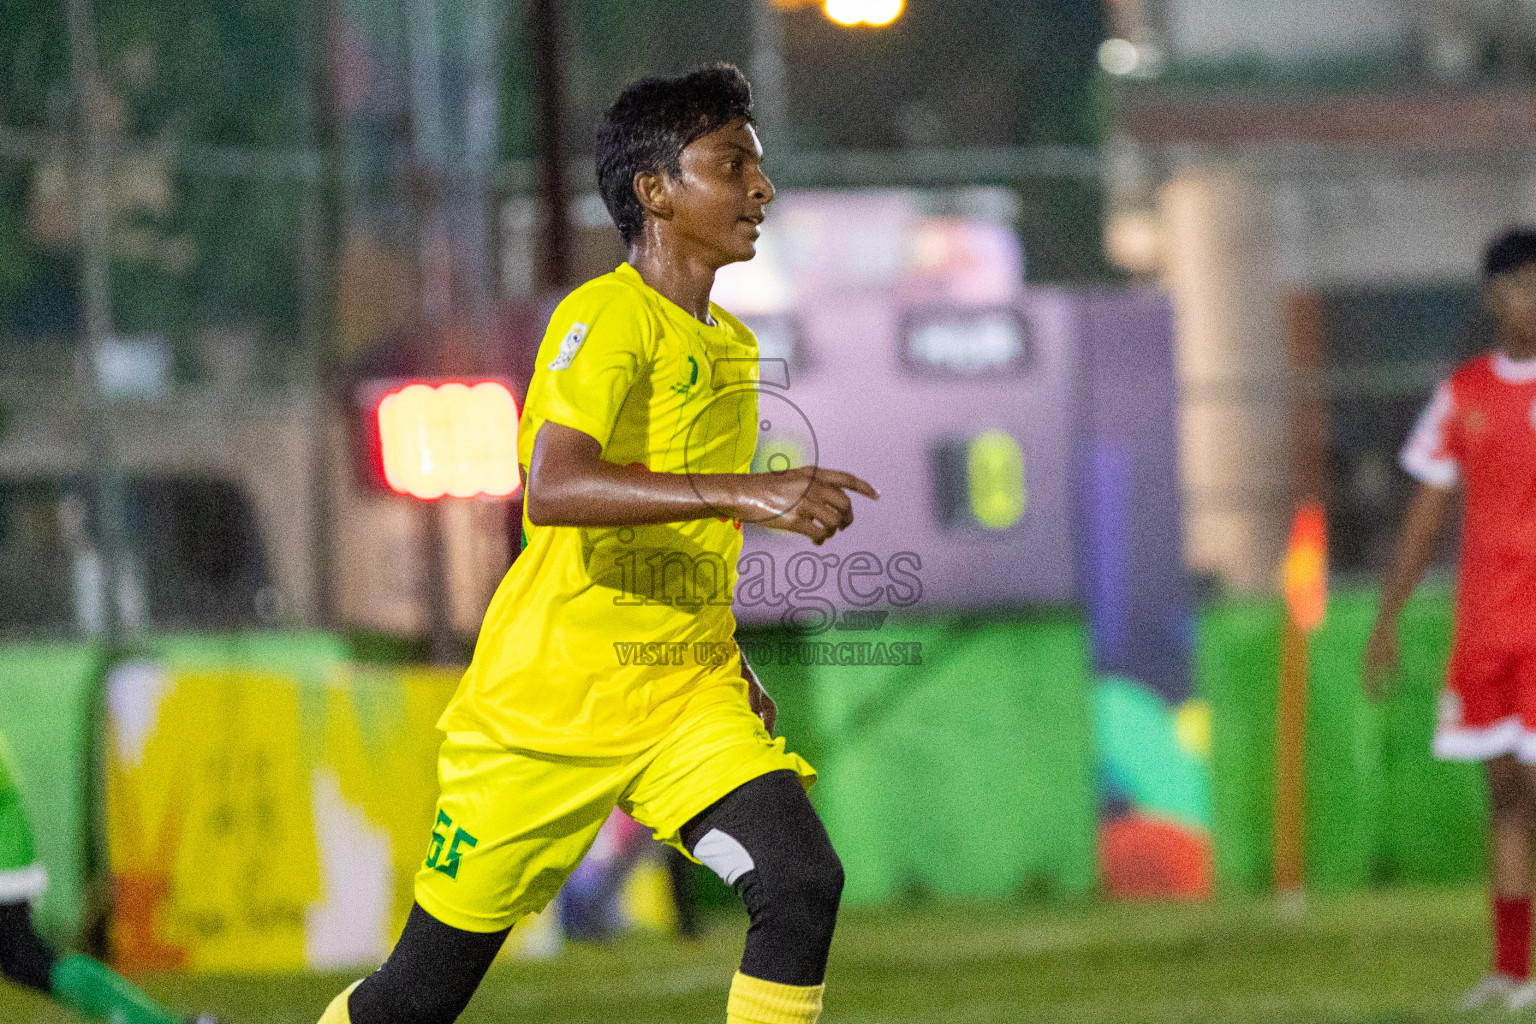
left=628, top=243, right=719, bottom=325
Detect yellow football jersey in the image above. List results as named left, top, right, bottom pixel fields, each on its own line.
left=438, top=263, right=762, bottom=756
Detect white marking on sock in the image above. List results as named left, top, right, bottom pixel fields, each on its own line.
left=694, top=828, right=755, bottom=885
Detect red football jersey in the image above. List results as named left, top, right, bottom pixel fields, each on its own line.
left=1402, top=351, right=1536, bottom=652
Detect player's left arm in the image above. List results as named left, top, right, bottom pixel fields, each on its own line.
left=741, top=651, right=776, bottom=735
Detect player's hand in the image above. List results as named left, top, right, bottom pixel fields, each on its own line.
left=733, top=466, right=879, bottom=545
left=1362, top=619, right=1400, bottom=700
left=748, top=676, right=777, bottom=735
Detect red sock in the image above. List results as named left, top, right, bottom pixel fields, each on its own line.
left=1496, top=896, right=1533, bottom=980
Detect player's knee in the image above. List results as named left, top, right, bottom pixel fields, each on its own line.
left=793, top=846, right=845, bottom=917
left=749, top=845, right=844, bottom=925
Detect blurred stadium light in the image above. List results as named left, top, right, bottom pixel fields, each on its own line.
left=751, top=0, right=908, bottom=145
left=764, top=0, right=905, bottom=28
left=375, top=381, right=520, bottom=501
left=822, top=0, right=905, bottom=28
left=1098, top=37, right=1163, bottom=78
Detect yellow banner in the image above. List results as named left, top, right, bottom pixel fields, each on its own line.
left=106, top=662, right=459, bottom=973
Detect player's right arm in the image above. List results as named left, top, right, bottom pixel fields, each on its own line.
left=525, top=288, right=876, bottom=543
left=526, top=421, right=877, bottom=544
left=1364, top=379, right=1459, bottom=696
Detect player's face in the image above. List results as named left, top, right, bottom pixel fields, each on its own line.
left=1488, top=264, right=1536, bottom=355
left=669, top=119, right=774, bottom=265
left=1488, top=264, right=1536, bottom=333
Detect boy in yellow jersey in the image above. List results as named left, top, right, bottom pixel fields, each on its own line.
left=316, top=63, right=877, bottom=1024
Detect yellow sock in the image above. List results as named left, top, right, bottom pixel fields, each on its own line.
left=317, top=980, right=361, bottom=1024
left=726, top=971, right=825, bottom=1024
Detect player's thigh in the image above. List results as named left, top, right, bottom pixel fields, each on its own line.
left=414, top=732, right=631, bottom=933
left=621, top=696, right=815, bottom=854
left=1436, top=646, right=1521, bottom=759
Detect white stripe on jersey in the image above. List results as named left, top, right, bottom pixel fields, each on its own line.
left=1400, top=380, right=1459, bottom=489
left=1493, top=351, right=1536, bottom=384
left=0, top=863, right=47, bottom=903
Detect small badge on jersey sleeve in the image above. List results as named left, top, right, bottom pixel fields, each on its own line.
left=547, top=322, right=589, bottom=371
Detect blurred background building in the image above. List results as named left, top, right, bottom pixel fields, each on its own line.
left=0, top=0, right=1110, bottom=647
left=1102, top=0, right=1536, bottom=589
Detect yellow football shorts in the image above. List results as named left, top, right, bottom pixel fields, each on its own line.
left=413, top=695, right=816, bottom=933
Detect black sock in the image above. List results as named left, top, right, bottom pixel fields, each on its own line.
left=347, top=903, right=509, bottom=1024
left=0, top=900, right=58, bottom=994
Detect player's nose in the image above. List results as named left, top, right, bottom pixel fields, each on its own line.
left=750, top=170, right=775, bottom=206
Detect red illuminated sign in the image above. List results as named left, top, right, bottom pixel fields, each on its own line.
left=376, top=382, right=521, bottom=500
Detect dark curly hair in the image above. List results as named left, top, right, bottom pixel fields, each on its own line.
left=1485, top=229, right=1536, bottom=280
left=596, top=63, right=754, bottom=246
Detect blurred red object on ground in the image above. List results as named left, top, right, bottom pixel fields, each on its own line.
left=1098, top=813, right=1212, bottom=900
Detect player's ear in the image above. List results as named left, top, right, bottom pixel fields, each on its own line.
left=633, top=170, right=673, bottom=222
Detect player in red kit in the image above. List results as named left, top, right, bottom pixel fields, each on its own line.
left=1367, top=228, right=1536, bottom=1012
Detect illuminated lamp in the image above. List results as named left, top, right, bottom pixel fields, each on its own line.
left=823, top=0, right=904, bottom=27
left=376, top=381, right=521, bottom=500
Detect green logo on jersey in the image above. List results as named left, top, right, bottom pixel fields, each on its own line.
left=425, top=810, right=478, bottom=880
left=671, top=355, right=701, bottom=396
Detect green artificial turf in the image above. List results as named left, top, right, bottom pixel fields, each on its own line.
left=0, top=886, right=1502, bottom=1023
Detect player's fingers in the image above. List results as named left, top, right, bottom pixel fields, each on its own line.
left=798, top=512, right=835, bottom=543
left=815, top=468, right=879, bottom=500
left=812, top=498, right=849, bottom=533
left=820, top=469, right=879, bottom=500
left=797, top=502, right=839, bottom=542
left=813, top=483, right=855, bottom=523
